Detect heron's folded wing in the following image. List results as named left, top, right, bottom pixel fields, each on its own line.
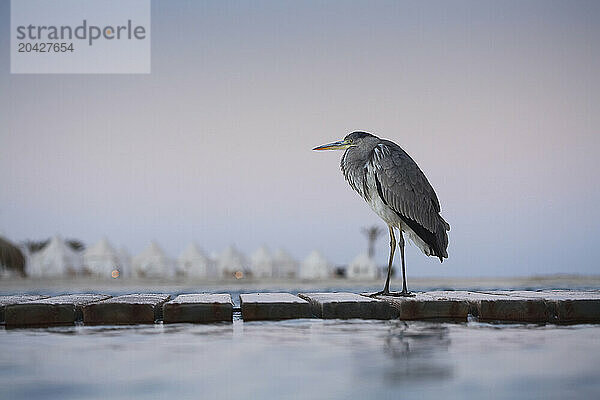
left=370, top=142, right=444, bottom=234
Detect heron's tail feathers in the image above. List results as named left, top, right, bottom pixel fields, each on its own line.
left=435, top=215, right=450, bottom=262
left=399, top=214, right=449, bottom=262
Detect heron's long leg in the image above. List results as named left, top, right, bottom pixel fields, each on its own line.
left=383, top=226, right=396, bottom=293
left=368, top=226, right=396, bottom=297
left=368, top=226, right=414, bottom=297
left=398, top=230, right=410, bottom=294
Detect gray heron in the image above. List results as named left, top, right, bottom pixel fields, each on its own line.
left=313, top=131, right=450, bottom=296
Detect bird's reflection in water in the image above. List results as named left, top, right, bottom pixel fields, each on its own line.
left=383, top=321, right=453, bottom=383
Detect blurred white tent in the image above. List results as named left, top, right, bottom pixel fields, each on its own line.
left=132, top=242, right=172, bottom=278
left=299, top=250, right=330, bottom=280
left=118, top=246, right=132, bottom=278
left=177, top=243, right=212, bottom=278
left=347, top=253, right=378, bottom=280
left=272, top=248, right=298, bottom=278
left=216, top=245, right=247, bottom=277
left=28, top=235, right=83, bottom=277
left=250, top=246, right=273, bottom=278
left=83, top=238, right=121, bottom=278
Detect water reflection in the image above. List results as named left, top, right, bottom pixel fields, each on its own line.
left=383, top=321, right=453, bottom=383
left=1, top=318, right=599, bottom=399
left=385, top=321, right=450, bottom=357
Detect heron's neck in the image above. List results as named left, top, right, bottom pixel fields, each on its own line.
left=344, top=145, right=373, bottom=166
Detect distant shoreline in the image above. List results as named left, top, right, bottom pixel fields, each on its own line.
left=1, top=274, right=599, bottom=294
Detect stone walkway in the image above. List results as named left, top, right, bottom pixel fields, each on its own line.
left=1, top=290, right=599, bottom=326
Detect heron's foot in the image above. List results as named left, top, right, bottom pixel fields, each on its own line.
left=367, top=290, right=416, bottom=298
left=384, top=291, right=416, bottom=298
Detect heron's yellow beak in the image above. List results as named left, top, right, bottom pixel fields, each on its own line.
left=312, top=139, right=351, bottom=151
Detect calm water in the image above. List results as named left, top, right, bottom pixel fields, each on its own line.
left=1, top=283, right=600, bottom=399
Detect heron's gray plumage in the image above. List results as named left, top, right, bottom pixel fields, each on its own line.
left=340, top=132, right=449, bottom=262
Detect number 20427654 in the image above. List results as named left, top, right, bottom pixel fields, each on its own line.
left=17, top=42, right=74, bottom=53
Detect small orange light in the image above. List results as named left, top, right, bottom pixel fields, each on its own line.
left=111, top=269, right=120, bottom=279
left=234, top=271, right=243, bottom=279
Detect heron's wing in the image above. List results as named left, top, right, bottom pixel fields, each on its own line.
left=370, top=141, right=446, bottom=234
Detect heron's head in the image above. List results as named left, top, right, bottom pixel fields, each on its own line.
left=312, top=131, right=376, bottom=151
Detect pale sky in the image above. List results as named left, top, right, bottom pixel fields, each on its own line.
left=1, top=0, right=599, bottom=277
